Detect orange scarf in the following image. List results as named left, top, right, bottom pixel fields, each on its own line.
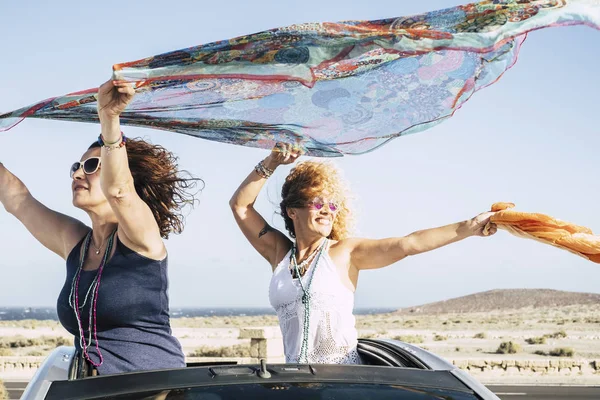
left=488, top=203, right=600, bottom=263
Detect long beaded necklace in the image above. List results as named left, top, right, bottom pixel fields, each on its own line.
left=290, top=238, right=328, bottom=363
left=68, top=229, right=116, bottom=367
left=289, top=242, right=320, bottom=279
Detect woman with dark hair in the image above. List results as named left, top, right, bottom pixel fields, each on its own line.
left=230, top=143, right=497, bottom=364
left=0, top=80, right=201, bottom=375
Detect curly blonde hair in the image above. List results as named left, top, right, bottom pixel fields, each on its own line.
left=280, top=161, right=353, bottom=240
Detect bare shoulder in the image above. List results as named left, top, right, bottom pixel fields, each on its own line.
left=327, top=238, right=358, bottom=262
left=329, top=237, right=363, bottom=252
left=329, top=237, right=373, bottom=271
left=116, top=226, right=167, bottom=261
left=62, top=221, right=92, bottom=260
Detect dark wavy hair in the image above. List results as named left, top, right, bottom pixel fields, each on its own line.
left=89, top=138, right=202, bottom=238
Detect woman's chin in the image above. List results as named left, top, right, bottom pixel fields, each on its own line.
left=316, top=227, right=333, bottom=238
left=72, top=196, right=90, bottom=210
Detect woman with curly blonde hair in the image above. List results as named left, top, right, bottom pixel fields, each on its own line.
left=0, top=80, right=201, bottom=375
left=230, top=143, right=497, bottom=365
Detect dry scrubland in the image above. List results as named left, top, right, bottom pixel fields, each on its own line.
left=0, top=303, right=598, bottom=361
left=0, top=290, right=598, bottom=385
left=0, top=379, right=7, bottom=400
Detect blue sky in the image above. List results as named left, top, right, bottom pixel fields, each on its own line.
left=0, top=0, right=598, bottom=308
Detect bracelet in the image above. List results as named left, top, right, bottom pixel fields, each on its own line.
left=98, top=132, right=128, bottom=150
left=254, top=160, right=274, bottom=179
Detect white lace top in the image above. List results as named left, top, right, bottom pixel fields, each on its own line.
left=269, top=241, right=361, bottom=364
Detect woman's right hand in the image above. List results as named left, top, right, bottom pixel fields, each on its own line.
left=264, top=142, right=303, bottom=170
left=97, top=80, right=136, bottom=121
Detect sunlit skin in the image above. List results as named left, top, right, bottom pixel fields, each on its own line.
left=71, top=148, right=111, bottom=214
left=0, top=79, right=165, bottom=276
left=230, top=142, right=498, bottom=293
left=288, top=196, right=339, bottom=242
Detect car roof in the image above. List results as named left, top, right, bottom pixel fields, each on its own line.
left=24, top=339, right=498, bottom=400
left=46, top=363, right=475, bottom=400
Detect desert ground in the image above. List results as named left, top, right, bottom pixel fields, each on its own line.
left=1, top=305, right=599, bottom=367
left=1, top=290, right=599, bottom=389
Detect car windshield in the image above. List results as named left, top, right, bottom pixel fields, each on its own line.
left=96, top=382, right=479, bottom=400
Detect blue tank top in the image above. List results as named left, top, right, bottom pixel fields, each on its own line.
left=57, top=234, right=185, bottom=375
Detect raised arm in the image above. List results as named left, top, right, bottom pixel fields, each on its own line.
left=96, top=80, right=164, bottom=259
left=229, top=143, right=300, bottom=269
left=0, top=162, right=88, bottom=259
left=349, top=212, right=497, bottom=271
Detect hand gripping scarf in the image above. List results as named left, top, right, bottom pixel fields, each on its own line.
left=1, top=0, right=598, bottom=156
left=486, top=202, right=600, bottom=263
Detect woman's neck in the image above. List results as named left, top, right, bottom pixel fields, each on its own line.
left=295, top=235, right=326, bottom=259
left=86, top=207, right=119, bottom=248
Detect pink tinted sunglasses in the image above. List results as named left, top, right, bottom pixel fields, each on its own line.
left=307, top=199, right=340, bottom=213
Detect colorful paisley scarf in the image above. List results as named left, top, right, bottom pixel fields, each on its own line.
left=1, top=0, right=598, bottom=156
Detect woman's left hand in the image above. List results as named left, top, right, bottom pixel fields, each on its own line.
left=467, top=212, right=497, bottom=237
left=97, top=80, right=135, bottom=120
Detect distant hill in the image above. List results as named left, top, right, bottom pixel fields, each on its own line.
left=395, top=289, right=600, bottom=315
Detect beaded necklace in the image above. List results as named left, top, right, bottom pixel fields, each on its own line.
left=290, top=238, right=328, bottom=363
left=289, top=242, right=320, bottom=279
left=68, top=229, right=116, bottom=367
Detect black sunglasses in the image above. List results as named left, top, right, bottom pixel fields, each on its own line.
left=70, top=157, right=101, bottom=178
